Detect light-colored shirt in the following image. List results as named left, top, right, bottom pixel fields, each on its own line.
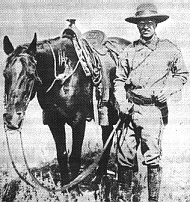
left=114, top=34, right=189, bottom=105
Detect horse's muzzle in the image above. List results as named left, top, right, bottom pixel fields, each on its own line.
left=3, top=111, right=24, bottom=130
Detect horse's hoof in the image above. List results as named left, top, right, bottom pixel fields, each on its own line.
left=131, top=194, right=141, bottom=202
left=69, top=185, right=83, bottom=196
left=62, top=193, right=69, bottom=202
left=70, top=192, right=78, bottom=201
left=103, top=198, right=111, bottom=202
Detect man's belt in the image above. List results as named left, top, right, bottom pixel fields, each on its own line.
left=127, top=90, right=156, bottom=106
left=127, top=90, right=168, bottom=125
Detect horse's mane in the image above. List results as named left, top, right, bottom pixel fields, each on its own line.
left=12, top=36, right=62, bottom=53
left=36, top=36, right=61, bottom=48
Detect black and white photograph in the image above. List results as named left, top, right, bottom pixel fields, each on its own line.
left=0, top=0, right=190, bottom=201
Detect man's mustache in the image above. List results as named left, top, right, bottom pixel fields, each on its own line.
left=141, top=29, right=150, bottom=32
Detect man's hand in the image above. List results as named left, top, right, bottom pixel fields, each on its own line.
left=119, top=102, right=130, bottom=115
left=119, top=102, right=132, bottom=123
left=156, top=88, right=172, bottom=103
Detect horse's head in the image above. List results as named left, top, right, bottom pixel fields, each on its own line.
left=3, top=33, right=39, bottom=130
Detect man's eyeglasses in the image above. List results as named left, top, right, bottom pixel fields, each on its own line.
left=137, top=21, right=156, bottom=28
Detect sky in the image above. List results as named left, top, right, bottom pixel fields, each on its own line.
left=1, top=0, right=190, bottom=168
left=1, top=0, right=190, bottom=60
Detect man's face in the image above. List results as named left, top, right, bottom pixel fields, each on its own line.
left=137, top=20, right=157, bottom=40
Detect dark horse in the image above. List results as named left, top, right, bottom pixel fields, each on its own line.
left=3, top=25, right=130, bottom=198
left=3, top=28, right=98, bottom=190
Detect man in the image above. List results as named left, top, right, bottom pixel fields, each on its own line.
left=114, top=3, right=189, bottom=202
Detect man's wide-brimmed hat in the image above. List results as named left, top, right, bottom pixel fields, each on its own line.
left=125, top=3, right=169, bottom=24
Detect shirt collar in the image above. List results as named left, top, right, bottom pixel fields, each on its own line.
left=135, top=34, right=159, bottom=51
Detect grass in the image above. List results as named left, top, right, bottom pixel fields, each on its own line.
left=1, top=148, right=190, bottom=202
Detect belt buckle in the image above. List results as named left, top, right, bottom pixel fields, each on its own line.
left=133, top=96, right=144, bottom=105
left=143, top=97, right=154, bottom=106
left=144, top=98, right=152, bottom=106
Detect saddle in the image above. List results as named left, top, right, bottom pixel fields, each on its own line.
left=82, top=30, right=108, bottom=55
left=83, top=30, right=131, bottom=56
left=106, top=37, right=131, bottom=53
left=62, top=26, right=131, bottom=85
left=82, top=30, right=131, bottom=68
left=62, top=26, right=102, bottom=86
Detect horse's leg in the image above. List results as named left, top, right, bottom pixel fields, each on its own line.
left=91, top=125, right=113, bottom=187
left=69, top=119, right=86, bottom=181
left=48, top=119, right=69, bottom=186
left=91, top=125, right=113, bottom=201
left=97, top=125, right=113, bottom=177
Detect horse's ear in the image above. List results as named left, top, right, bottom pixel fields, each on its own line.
left=3, top=36, right=14, bottom=55
left=27, top=33, right=37, bottom=55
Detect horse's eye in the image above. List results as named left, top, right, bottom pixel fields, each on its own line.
left=27, top=73, right=35, bottom=80
left=3, top=70, right=9, bottom=79
left=3, top=73, right=7, bottom=79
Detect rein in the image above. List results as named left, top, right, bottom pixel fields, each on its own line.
left=4, top=116, right=121, bottom=193
left=19, top=128, right=62, bottom=192
left=3, top=52, right=49, bottom=190
left=4, top=125, right=36, bottom=189
left=4, top=35, right=115, bottom=193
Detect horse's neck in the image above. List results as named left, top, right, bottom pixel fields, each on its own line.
left=35, top=43, right=57, bottom=83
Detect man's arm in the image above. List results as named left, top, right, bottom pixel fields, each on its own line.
left=157, top=48, right=189, bottom=103
left=114, top=52, right=131, bottom=113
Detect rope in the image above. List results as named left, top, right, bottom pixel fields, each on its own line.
left=81, top=38, right=102, bottom=86
left=46, top=60, right=80, bottom=93
left=4, top=118, right=121, bottom=193
left=47, top=42, right=57, bottom=78
left=3, top=64, right=42, bottom=190
left=19, top=130, right=61, bottom=192
left=46, top=40, right=82, bottom=93
left=60, top=118, right=121, bottom=191
left=3, top=36, right=121, bottom=193
left=4, top=126, right=36, bottom=189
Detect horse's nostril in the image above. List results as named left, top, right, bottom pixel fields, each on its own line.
left=17, top=111, right=23, bottom=116
left=3, top=113, right=8, bottom=120
left=3, top=113, right=12, bottom=122
left=3, top=112, right=8, bottom=117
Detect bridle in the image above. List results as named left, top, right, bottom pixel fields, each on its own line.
left=3, top=52, right=51, bottom=191
left=4, top=53, right=40, bottom=111
left=3, top=41, right=85, bottom=193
